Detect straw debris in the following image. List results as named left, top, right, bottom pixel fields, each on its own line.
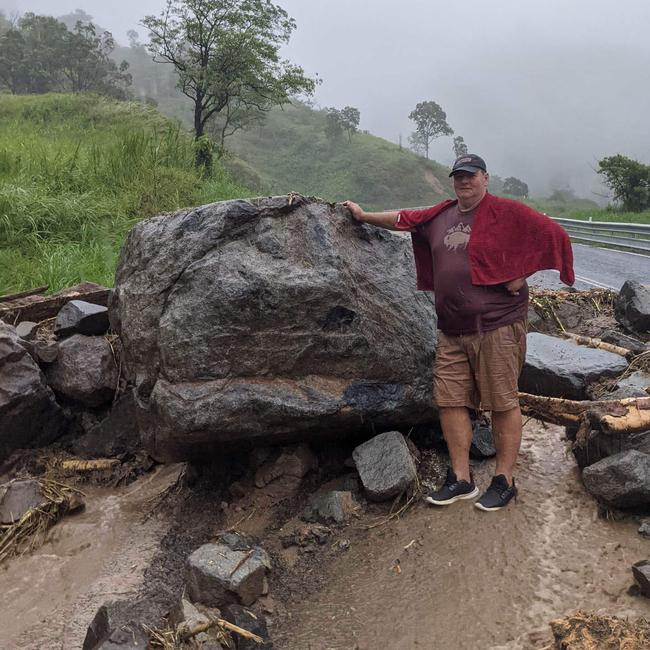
left=549, top=611, right=650, bottom=649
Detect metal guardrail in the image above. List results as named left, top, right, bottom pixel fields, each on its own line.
left=551, top=217, right=650, bottom=255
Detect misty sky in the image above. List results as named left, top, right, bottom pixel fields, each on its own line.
left=4, top=0, right=650, bottom=198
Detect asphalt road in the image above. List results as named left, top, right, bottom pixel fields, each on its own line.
left=529, top=242, right=650, bottom=291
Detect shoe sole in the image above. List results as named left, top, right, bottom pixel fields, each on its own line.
left=474, top=501, right=511, bottom=512
left=425, top=486, right=479, bottom=506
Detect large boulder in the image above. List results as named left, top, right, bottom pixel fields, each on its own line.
left=0, top=322, right=67, bottom=460
left=615, top=280, right=650, bottom=335
left=520, top=333, right=629, bottom=399
left=110, top=196, right=438, bottom=461
left=45, top=334, right=118, bottom=407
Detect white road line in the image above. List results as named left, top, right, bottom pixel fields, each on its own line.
left=573, top=243, right=650, bottom=260
left=574, top=273, right=616, bottom=290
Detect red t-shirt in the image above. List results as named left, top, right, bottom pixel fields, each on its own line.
left=420, top=204, right=528, bottom=336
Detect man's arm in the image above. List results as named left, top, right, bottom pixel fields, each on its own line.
left=342, top=201, right=400, bottom=230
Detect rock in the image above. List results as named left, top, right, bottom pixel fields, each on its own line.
left=280, top=523, right=331, bottom=548
left=221, top=604, right=273, bottom=650
left=186, top=543, right=271, bottom=607
left=632, top=560, right=650, bottom=597
left=582, top=450, right=650, bottom=508
left=520, top=333, right=629, bottom=399
left=110, top=196, right=438, bottom=461
left=93, top=624, right=148, bottom=649
left=32, top=340, right=59, bottom=364
left=254, top=444, right=317, bottom=488
left=639, top=519, right=650, bottom=539
left=45, top=334, right=118, bottom=407
left=218, top=531, right=257, bottom=551
left=0, top=479, right=45, bottom=524
left=73, top=391, right=140, bottom=458
left=54, top=300, right=110, bottom=337
left=601, top=329, right=646, bottom=356
left=352, top=431, right=417, bottom=502
left=302, top=490, right=357, bottom=524
left=572, top=429, right=650, bottom=468
left=15, top=321, right=38, bottom=340
left=0, top=322, right=68, bottom=461
left=82, top=605, right=147, bottom=650
left=470, top=419, right=496, bottom=459
left=615, top=281, right=650, bottom=334
left=170, top=598, right=211, bottom=644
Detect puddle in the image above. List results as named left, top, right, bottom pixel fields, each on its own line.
left=276, top=422, right=649, bottom=650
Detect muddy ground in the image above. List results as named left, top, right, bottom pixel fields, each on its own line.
left=1, top=289, right=649, bottom=649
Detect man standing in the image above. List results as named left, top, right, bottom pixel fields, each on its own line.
left=343, top=154, right=574, bottom=512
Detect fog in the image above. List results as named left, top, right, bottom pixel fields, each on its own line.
left=5, top=0, right=650, bottom=198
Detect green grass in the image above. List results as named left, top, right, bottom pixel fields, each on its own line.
left=225, top=102, right=454, bottom=211
left=0, top=93, right=249, bottom=294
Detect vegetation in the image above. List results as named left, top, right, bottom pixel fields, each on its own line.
left=0, top=93, right=249, bottom=294
left=598, top=154, right=650, bottom=212
left=226, top=102, right=453, bottom=211
left=324, top=106, right=360, bottom=143
left=502, top=176, right=529, bottom=198
left=142, top=0, right=316, bottom=148
left=408, top=100, right=453, bottom=160
left=0, top=13, right=131, bottom=98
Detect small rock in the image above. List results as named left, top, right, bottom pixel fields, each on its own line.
left=632, top=560, right=650, bottom=597
left=82, top=605, right=147, bottom=650
left=186, top=543, right=271, bottom=607
left=33, top=340, right=59, bottom=364
left=601, top=329, right=646, bottom=355
left=280, top=523, right=331, bottom=548
left=221, top=604, right=273, bottom=650
left=219, top=531, right=257, bottom=551
left=254, top=444, right=317, bottom=488
left=54, top=300, right=110, bottom=337
left=582, top=450, right=650, bottom=508
left=65, top=492, right=86, bottom=515
left=16, top=321, right=38, bottom=340
left=0, top=479, right=45, bottom=524
left=639, top=519, right=650, bottom=539
left=352, top=431, right=417, bottom=502
left=302, top=491, right=357, bottom=525
left=170, top=598, right=211, bottom=644
left=615, top=281, right=650, bottom=335
left=95, top=623, right=148, bottom=649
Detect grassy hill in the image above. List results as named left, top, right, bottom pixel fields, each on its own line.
left=0, top=93, right=249, bottom=294
left=224, top=102, right=454, bottom=211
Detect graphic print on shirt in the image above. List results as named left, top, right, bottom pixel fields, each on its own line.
left=443, top=223, right=471, bottom=252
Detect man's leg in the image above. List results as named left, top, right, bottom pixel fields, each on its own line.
left=439, top=406, right=473, bottom=482
left=491, top=405, right=522, bottom=485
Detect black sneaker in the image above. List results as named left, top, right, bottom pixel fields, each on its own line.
left=425, top=468, right=479, bottom=506
left=474, top=475, right=517, bottom=511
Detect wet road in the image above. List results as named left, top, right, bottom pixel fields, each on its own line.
left=529, top=243, right=650, bottom=291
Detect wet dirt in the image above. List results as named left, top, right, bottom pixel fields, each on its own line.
left=271, top=421, right=650, bottom=650
left=0, top=463, right=184, bottom=650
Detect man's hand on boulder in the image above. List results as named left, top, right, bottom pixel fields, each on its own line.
left=342, top=200, right=365, bottom=222
left=505, top=277, right=527, bottom=295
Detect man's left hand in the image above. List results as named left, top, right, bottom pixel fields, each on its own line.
left=505, top=277, right=527, bottom=295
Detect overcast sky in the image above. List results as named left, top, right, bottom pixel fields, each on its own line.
left=4, top=0, right=650, bottom=198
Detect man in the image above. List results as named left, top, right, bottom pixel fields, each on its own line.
left=343, top=154, right=574, bottom=512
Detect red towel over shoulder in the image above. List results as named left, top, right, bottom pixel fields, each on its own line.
left=395, top=193, right=575, bottom=290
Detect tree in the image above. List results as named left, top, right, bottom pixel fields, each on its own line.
left=453, top=135, right=468, bottom=157
left=339, top=106, right=360, bottom=142
left=503, top=176, right=529, bottom=198
left=408, top=100, right=453, bottom=159
left=598, top=154, right=650, bottom=212
left=142, top=0, right=316, bottom=151
left=324, top=107, right=343, bottom=141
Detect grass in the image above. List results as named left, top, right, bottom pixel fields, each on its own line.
left=0, top=93, right=249, bottom=294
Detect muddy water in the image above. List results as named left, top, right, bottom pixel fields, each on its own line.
left=0, top=464, right=182, bottom=650
left=279, top=423, right=649, bottom=650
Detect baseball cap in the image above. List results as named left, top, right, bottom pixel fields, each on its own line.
left=449, top=154, right=487, bottom=176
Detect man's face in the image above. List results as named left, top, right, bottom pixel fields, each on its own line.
left=453, top=170, right=489, bottom=204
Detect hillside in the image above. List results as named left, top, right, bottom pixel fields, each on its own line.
left=0, top=94, right=249, bottom=294
left=224, top=102, right=454, bottom=211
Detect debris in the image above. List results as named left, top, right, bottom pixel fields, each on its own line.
left=549, top=611, right=650, bottom=649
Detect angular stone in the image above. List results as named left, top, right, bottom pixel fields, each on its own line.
left=54, top=300, right=110, bottom=337
left=221, top=604, right=273, bottom=650
left=639, top=519, right=650, bottom=539
left=582, top=450, right=650, bottom=508
left=109, top=197, right=438, bottom=461
left=352, top=431, right=417, bottom=502
left=601, top=329, right=647, bottom=356
left=520, top=333, right=629, bottom=399
left=186, top=543, right=271, bottom=607
left=0, top=322, right=67, bottom=461
left=45, top=334, right=117, bottom=407
left=302, top=490, right=357, bottom=524
left=572, top=429, right=650, bottom=468
left=72, top=391, right=140, bottom=458
left=15, top=321, right=38, bottom=340
left=82, top=605, right=148, bottom=650
left=0, top=479, right=45, bottom=524
left=94, top=623, right=148, bottom=649
left=632, top=560, right=650, bottom=597
left=254, top=444, right=317, bottom=488
left=170, top=598, right=211, bottom=644
left=615, top=281, right=650, bottom=335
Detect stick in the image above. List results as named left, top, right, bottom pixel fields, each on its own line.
left=179, top=618, right=263, bottom=644
left=0, top=285, right=48, bottom=303
left=562, top=331, right=632, bottom=359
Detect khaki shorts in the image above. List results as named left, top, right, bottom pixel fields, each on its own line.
left=433, top=320, right=527, bottom=412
